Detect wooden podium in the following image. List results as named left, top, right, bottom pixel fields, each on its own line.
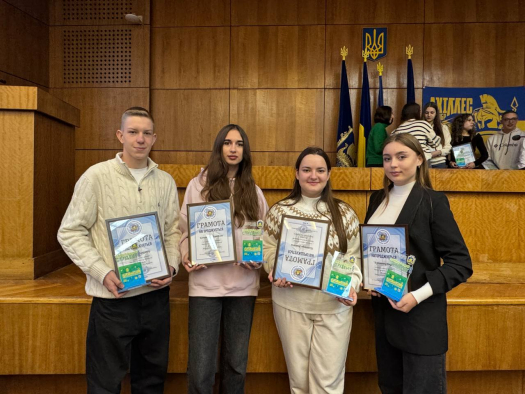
left=0, top=86, right=79, bottom=279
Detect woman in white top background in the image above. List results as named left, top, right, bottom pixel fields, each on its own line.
left=423, top=102, right=452, bottom=168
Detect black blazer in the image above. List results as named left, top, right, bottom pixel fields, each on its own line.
left=365, top=183, right=473, bottom=355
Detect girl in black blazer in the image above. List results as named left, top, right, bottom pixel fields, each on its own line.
left=365, top=133, right=472, bottom=394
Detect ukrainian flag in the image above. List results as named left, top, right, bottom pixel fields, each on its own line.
left=357, top=59, right=371, bottom=168
left=336, top=58, right=356, bottom=167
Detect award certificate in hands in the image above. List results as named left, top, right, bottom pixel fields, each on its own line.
left=106, top=212, right=170, bottom=292
left=360, top=225, right=409, bottom=291
left=187, top=200, right=236, bottom=266
left=272, top=215, right=330, bottom=289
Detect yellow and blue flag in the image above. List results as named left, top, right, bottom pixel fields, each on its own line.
left=336, top=59, right=356, bottom=167
left=357, top=60, right=372, bottom=167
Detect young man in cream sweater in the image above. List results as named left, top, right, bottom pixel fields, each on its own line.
left=58, top=107, right=181, bottom=393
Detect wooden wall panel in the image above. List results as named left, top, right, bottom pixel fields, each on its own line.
left=50, top=0, right=150, bottom=25
left=447, top=305, right=525, bottom=371
left=447, top=193, right=524, bottom=264
left=33, top=114, right=75, bottom=258
left=0, top=303, right=89, bottom=374
left=231, top=0, right=325, bottom=26
left=230, top=89, right=324, bottom=151
left=151, top=27, right=230, bottom=89
left=423, top=23, right=525, bottom=88
left=326, top=0, right=424, bottom=24
left=425, top=0, right=521, bottom=23
left=323, top=88, right=423, bottom=153
left=152, top=0, right=230, bottom=27
left=230, top=26, right=325, bottom=88
left=325, top=24, right=424, bottom=89
left=1, top=372, right=522, bottom=394
left=51, top=88, right=149, bottom=149
left=3, top=0, right=49, bottom=23
left=0, top=112, right=34, bottom=261
left=448, top=371, right=523, bottom=394
left=154, top=151, right=307, bottom=167
left=0, top=1, right=49, bottom=87
left=49, top=25, right=150, bottom=88
left=151, top=89, right=230, bottom=150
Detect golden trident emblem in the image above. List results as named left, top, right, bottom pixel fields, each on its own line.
left=377, top=62, right=384, bottom=76
left=340, top=46, right=348, bottom=61
left=365, top=29, right=385, bottom=60
left=362, top=49, right=370, bottom=63
left=406, top=44, right=414, bottom=59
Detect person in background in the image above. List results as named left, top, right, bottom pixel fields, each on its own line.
left=485, top=110, right=524, bottom=169
left=263, top=147, right=362, bottom=394
left=391, top=103, right=441, bottom=162
left=365, top=133, right=472, bottom=393
left=518, top=137, right=525, bottom=170
left=367, top=106, right=394, bottom=168
left=179, top=124, right=269, bottom=394
left=449, top=114, right=488, bottom=169
left=423, top=102, right=451, bottom=169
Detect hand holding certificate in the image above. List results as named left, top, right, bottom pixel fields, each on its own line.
left=106, top=212, right=171, bottom=292
left=272, top=216, right=330, bottom=289
left=187, top=200, right=237, bottom=266
left=360, top=225, right=409, bottom=291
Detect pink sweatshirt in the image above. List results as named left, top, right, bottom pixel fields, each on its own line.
left=179, top=170, right=269, bottom=297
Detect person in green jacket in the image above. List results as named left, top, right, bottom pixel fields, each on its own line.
left=366, top=106, right=393, bottom=167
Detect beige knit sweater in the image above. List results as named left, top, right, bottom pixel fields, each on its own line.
left=263, top=196, right=363, bottom=314
left=58, top=154, right=181, bottom=298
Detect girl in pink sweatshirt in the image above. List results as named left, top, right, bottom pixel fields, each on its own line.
left=179, top=124, right=268, bottom=394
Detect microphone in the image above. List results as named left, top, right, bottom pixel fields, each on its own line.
left=138, top=187, right=142, bottom=192
left=511, top=135, right=525, bottom=141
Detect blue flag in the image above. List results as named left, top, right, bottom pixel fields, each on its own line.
left=378, top=74, right=384, bottom=107
left=336, top=60, right=356, bottom=167
left=357, top=61, right=372, bottom=167
left=407, top=58, right=415, bottom=104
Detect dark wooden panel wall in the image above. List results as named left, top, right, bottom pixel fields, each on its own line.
left=40, top=0, right=525, bottom=176
left=0, top=0, right=49, bottom=88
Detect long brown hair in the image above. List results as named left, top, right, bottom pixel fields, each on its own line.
left=381, top=134, right=433, bottom=207
left=201, top=124, right=259, bottom=226
left=451, top=113, right=476, bottom=144
left=279, top=147, right=350, bottom=253
left=423, top=102, right=444, bottom=143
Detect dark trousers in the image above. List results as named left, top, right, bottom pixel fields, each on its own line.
left=86, top=287, right=170, bottom=394
left=187, top=296, right=256, bottom=394
left=374, top=301, right=447, bottom=394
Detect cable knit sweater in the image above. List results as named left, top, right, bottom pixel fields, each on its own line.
left=263, top=196, right=363, bottom=314
left=58, top=154, right=182, bottom=299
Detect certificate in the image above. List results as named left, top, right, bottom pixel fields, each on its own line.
left=452, top=143, right=475, bottom=167
left=242, top=220, right=264, bottom=262
left=106, top=212, right=170, bottom=292
left=321, top=252, right=357, bottom=301
left=375, top=256, right=414, bottom=302
left=272, top=215, right=330, bottom=289
left=187, top=200, right=236, bottom=266
left=360, top=225, right=409, bottom=291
